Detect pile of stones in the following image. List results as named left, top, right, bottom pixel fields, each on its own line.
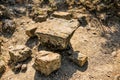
left=25, top=12, right=88, bottom=76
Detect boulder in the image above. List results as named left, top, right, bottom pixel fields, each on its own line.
left=25, top=23, right=37, bottom=37
left=35, top=19, right=79, bottom=50
left=9, top=45, right=32, bottom=63
left=69, top=52, right=88, bottom=66
left=52, top=11, right=72, bottom=20
left=0, top=59, right=5, bottom=73
left=34, top=50, right=61, bottom=76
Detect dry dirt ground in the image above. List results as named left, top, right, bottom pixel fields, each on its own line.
left=0, top=13, right=120, bottom=80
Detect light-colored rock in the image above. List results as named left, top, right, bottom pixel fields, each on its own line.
left=25, top=24, right=37, bottom=37
left=52, top=11, right=72, bottom=20
left=34, top=50, right=61, bottom=76
left=35, top=19, right=79, bottom=50
left=9, top=45, right=32, bottom=63
left=21, top=64, right=27, bottom=72
left=69, top=52, right=88, bottom=66
left=0, top=59, right=5, bottom=73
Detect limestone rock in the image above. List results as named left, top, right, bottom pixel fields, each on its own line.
left=69, top=52, right=88, bottom=66
left=52, top=11, right=72, bottom=20
left=25, top=24, right=37, bottom=37
left=34, top=50, right=61, bottom=76
left=9, top=45, right=32, bottom=63
left=0, top=59, right=5, bottom=73
left=35, top=19, right=79, bottom=50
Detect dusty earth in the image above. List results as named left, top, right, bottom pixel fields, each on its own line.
left=0, top=0, right=120, bottom=80
left=0, top=16, right=120, bottom=80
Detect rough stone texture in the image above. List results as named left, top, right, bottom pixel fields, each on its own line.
left=30, top=8, right=51, bottom=22
left=34, top=50, right=61, bottom=76
left=21, top=64, right=27, bottom=72
left=35, top=19, right=79, bottom=50
left=0, top=59, right=5, bottom=73
left=25, top=23, right=37, bottom=37
left=9, top=45, right=32, bottom=63
left=34, top=15, right=47, bottom=22
left=2, top=19, right=16, bottom=33
left=52, top=11, right=72, bottom=20
left=79, top=0, right=119, bottom=11
left=69, top=52, right=88, bottom=67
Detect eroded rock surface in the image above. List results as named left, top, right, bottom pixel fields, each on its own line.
left=35, top=18, right=79, bottom=50
left=69, top=52, right=88, bottom=66
left=34, top=50, right=61, bottom=76
left=9, top=45, right=32, bottom=63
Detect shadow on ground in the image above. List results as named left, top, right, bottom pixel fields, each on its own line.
left=34, top=54, right=88, bottom=80
left=34, top=43, right=88, bottom=80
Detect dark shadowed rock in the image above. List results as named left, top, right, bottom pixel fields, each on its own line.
left=2, top=19, right=16, bottom=34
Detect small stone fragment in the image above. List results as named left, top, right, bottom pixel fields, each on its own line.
left=34, top=50, right=61, bottom=76
left=9, top=45, right=32, bottom=63
left=52, top=11, right=72, bottom=20
left=33, top=15, right=47, bottom=22
left=21, top=64, right=27, bottom=72
left=25, top=24, right=37, bottom=37
left=69, top=52, right=88, bottom=67
left=14, top=63, right=22, bottom=72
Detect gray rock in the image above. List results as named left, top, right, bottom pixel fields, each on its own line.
left=34, top=50, right=61, bottom=76
left=2, top=19, right=16, bottom=33
left=69, top=52, right=88, bottom=66
left=35, top=19, right=79, bottom=50
left=9, top=45, right=32, bottom=63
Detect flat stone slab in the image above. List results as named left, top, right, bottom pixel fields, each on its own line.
left=52, top=11, right=72, bottom=20
left=35, top=18, right=79, bottom=50
left=69, top=52, right=88, bottom=67
left=9, top=45, right=32, bottom=63
left=34, top=50, right=61, bottom=76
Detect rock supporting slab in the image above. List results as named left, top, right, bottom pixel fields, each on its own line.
left=9, top=45, right=32, bottom=63
left=34, top=50, right=61, bottom=76
left=35, top=18, right=79, bottom=50
left=25, top=24, right=37, bottom=37
left=69, top=52, right=88, bottom=66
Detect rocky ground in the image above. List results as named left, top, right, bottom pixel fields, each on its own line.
left=0, top=0, right=120, bottom=80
